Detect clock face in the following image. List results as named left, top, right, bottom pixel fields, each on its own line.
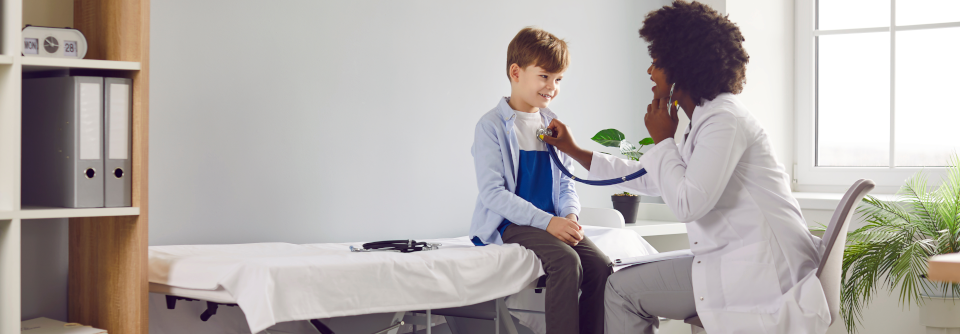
left=44, top=36, right=59, bottom=54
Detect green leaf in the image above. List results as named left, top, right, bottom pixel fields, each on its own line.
left=620, top=142, right=643, bottom=161
left=638, top=137, right=655, bottom=146
left=592, top=129, right=625, bottom=148
left=623, top=150, right=643, bottom=161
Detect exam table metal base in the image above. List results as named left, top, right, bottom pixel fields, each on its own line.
left=162, top=293, right=521, bottom=334
left=164, top=295, right=239, bottom=322
left=163, top=294, right=355, bottom=334
left=414, top=298, right=522, bottom=334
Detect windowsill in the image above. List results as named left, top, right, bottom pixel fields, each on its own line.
left=631, top=192, right=898, bottom=228
left=792, top=192, right=897, bottom=211
left=626, top=191, right=900, bottom=237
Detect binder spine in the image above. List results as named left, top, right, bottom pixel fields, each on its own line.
left=73, top=77, right=104, bottom=208
left=104, top=77, right=132, bottom=207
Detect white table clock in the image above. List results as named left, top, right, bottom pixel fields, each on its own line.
left=22, top=26, right=88, bottom=59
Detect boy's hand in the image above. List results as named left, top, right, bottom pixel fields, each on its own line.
left=547, top=216, right=583, bottom=246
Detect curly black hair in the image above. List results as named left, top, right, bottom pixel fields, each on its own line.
left=640, top=0, right=749, bottom=106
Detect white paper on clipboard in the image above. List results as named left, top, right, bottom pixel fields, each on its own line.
left=612, top=249, right=694, bottom=268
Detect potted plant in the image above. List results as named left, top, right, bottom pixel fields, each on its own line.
left=829, top=157, right=960, bottom=333
left=590, top=129, right=654, bottom=225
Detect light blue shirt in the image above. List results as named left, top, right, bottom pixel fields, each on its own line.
left=470, top=97, right=580, bottom=245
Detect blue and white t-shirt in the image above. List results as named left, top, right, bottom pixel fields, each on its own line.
left=496, top=110, right=556, bottom=235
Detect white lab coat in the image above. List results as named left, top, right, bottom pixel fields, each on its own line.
left=589, top=93, right=830, bottom=334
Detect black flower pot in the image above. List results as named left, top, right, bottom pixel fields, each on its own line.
left=611, top=195, right=640, bottom=225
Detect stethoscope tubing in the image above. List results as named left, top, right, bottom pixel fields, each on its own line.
left=537, top=81, right=671, bottom=186
left=545, top=143, right=647, bottom=186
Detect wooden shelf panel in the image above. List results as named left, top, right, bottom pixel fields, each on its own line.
left=19, top=206, right=140, bottom=220
left=0, top=211, right=14, bottom=220
left=21, top=57, right=140, bottom=71
left=0, top=55, right=12, bottom=65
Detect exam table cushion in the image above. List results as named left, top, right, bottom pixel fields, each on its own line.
left=148, top=226, right=656, bottom=333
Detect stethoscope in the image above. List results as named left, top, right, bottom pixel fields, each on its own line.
left=534, top=83, right=676, bottom=186
left=349, top=240, right=442, bottom=253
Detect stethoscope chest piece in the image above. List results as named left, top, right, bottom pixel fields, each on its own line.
left=536, top=128, right=553, bottom=142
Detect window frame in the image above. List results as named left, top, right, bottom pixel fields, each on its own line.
left=794, top=0, right=960, bottom=191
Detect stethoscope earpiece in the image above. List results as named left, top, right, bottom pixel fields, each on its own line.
left=668, top=83, right=676, bottom=114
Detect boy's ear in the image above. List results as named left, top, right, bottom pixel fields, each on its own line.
left=509, top=63, right=522, bottom=83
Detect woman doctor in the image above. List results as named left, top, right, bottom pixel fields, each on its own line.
left=541, top=1, right=830, bottom=333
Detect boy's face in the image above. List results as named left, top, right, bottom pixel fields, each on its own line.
left=510, top=64, right=564, bottom=110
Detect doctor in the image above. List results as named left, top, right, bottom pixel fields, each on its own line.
left=542, top=1, right=829, bottom=333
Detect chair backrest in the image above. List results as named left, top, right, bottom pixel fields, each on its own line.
left=578, top=207, right=625, bottom=228
left=816, top=179, right=875, bottom=326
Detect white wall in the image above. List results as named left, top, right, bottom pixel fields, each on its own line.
left=725, top=0, right=795, bottom=183
left=149, top=0, right=668, bottom=246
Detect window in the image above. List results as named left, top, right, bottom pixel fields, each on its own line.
left=795, top=0, right=960, bottom=190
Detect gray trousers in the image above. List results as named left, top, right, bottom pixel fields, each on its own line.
left=502, top=224, right=612, bottom=334
left=604, top=256, right=698, bottom=334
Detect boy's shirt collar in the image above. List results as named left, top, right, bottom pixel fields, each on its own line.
left=498, top=97, right=557, bottom=123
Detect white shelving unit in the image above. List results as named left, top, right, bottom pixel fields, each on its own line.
left=0, top=207, right=139, bottom=220
left=0, top=0, right=24, bottom=331
left=0, top=1, right=151, bottom=333
left=18, top=207, right=140, bottom=220
left=22, top=57, right=141, bottom=71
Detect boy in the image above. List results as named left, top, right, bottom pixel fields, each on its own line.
left=470, top=27, right=612, bottom=334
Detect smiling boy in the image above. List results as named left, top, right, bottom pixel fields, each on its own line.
left=469, top=27, right=611, bottom=334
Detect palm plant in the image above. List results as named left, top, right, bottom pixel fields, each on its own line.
left=832, top=156, right=960, bottom=333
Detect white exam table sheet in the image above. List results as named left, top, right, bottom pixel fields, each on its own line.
left=149, top=226, right=657, bottom=333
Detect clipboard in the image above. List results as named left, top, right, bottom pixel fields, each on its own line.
left=612, top=249, right=694, bottom=268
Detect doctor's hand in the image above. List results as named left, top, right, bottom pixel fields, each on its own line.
left=541, top=119, right=595, bottom=171
left=541, top=119, right=579, bottom=154
left=547, top=216, right=583, bottom=246
left=645, top=97, right=680, bottom=144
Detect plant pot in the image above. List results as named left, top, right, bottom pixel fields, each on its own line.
left=611, top=195, right=641, bottom=225
left=919, top=278, right=960, bottom=333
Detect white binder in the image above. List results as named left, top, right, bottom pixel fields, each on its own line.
left=104, top=77, right=132, bottom=207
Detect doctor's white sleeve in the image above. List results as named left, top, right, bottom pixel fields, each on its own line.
left=587, top=152, right=665, bottom=197
left=638, top=112, right=747, bottom=223
left=473, top=121, right=554, bottom=230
